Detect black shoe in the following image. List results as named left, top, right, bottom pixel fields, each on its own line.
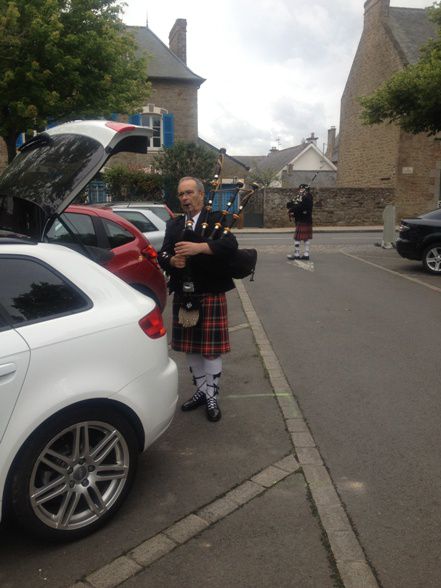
left=206, top=397, right=222, bottom=422
left=181, top=393, right=206, bottom=411
left=301, top=255, right=310, bottom=261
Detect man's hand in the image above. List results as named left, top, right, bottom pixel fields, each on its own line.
left=174, top=241, right=212, bottom=256
left=170, top=254, right=187, bottom=268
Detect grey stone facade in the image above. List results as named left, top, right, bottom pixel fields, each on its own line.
left=249, top=187, right=395, bottom=227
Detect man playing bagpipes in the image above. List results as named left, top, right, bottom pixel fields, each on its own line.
left=286, top=183, right=313, bottom=261
left=158, top=176, right=239, bottom=422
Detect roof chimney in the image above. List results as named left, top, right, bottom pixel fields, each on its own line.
left=326, top=126, right=336, bottom=160
left=169, top=19, right=187, bottom=64
left=363, top=0, right=389, bottom=27
left=305, top=132, right=318, bottom=145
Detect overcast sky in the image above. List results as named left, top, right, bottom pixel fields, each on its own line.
left=122, top=0, right=432, bottom=156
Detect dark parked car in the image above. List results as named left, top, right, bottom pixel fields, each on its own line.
left=396, top=208, right=441, bottom=274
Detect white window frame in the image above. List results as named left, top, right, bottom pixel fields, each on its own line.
left=140, top=105, right=168, bottom=150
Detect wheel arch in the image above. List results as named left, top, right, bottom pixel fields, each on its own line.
left=421, top=234, right=441, bottom=250
left=2, top=398, right=145, bottom=519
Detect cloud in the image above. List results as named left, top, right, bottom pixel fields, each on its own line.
left=123, top=0, right=433, bottom=154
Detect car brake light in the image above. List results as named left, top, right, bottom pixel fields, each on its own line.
left=105, top=122, right=136, bottom=132
left=139, top=307, right=166, bottom=339
left=142, top=245, right=159, bottom=267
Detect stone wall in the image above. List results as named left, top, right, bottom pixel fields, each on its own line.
left=337, top=0, right=440, bottom=219
left=260, top=187, right=395, bottom=227
left=337, top=0, right=403, bottom=189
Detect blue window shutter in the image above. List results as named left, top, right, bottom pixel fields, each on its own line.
left=15, top=133, right=24, bottom=148
left=163, top=113, right=174, bottom=148
left=129, top=113, right=141, bottom=125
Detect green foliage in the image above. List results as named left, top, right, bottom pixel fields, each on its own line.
left=102, top=165, right=163, bottom=201
left=0, top=0, right=151, bottom=161
left=360, top=3, right=441, bottom=134
left=153, top=141, right=218, bottom=210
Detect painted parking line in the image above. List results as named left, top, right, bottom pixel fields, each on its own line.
left=342, top=252, right=441, bottom=294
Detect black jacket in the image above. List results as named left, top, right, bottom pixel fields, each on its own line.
left=289, top=192, right=313, bottom=224
left=158, top=211, right=238, bottom=294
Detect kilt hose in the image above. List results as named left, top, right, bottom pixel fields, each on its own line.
left=294, top=222, right=313, bottom=241
left=172, top=292, right=231, bottom=355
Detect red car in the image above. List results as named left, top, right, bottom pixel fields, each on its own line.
left=46, top=204, right=167, bottom=310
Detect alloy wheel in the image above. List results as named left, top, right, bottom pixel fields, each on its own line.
left=29, top=421, right=130, bottom=531
left=424, top=246, right=441, bottom=273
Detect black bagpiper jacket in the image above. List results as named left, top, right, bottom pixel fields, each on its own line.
left=158, top=211, right=239, bottom=295
left=291, top=192, right=313, bottom=224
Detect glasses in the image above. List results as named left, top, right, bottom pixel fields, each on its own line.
left=178, top=189, right=195, bottom=197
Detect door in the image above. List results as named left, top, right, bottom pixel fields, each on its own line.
left=0, top=327, right=30, bottom=442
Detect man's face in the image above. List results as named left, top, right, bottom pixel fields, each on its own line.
left=177, top=179, right=205, bottom=217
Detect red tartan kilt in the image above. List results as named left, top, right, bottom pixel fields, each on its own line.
left=295, top=222, right=313, bottom=241
left=172, top=293, right=230, bottom=355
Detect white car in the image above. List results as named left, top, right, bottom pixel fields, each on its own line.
left=0, top=240, right=178, bottom=540
left=0, top=120, right=178, bottom=540
left=111, top=206, right=166, bottom=250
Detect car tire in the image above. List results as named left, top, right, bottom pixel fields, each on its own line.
left=8, top=405, right=138, bottom=541
left=422, top=243, right=441, bottom=274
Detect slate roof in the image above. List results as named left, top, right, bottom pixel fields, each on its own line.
left=128, top=26, right=205, bottom=84
left=241, top=144, right=307, bottom=173
left=197, top=138, right=250, bottom=178
left=388, top=7, right=438, bottom=65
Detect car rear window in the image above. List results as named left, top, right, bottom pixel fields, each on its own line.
left=114, top=210, right=158, bottom=233
left=145, top=206, right=170, bottom=222
left=102, top=219, right=135, bottom=249
left=46, top=212, right=98, bottom=246
left=0, top=256, right=91, bottom=326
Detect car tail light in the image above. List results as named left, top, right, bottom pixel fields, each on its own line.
left=142, top=244, right=160, bottom=267
left=139, top=307, right=166, bottom=339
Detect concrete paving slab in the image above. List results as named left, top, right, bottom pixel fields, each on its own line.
left=119, top=476, right=337, bottom=588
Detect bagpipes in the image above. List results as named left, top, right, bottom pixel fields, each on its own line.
left=178, top=152, right=260, bottom=327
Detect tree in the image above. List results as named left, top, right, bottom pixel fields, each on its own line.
left=0, top=0, right=150, bottom=162
left=360, top=3, right=441, bottom=134
left=153, top=142, right=218, bottom=211
left=102, top=165, right=163, bottom=201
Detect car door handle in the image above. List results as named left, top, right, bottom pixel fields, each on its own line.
left=0, top=363, right=16, bottom=378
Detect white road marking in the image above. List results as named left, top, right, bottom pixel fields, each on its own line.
left=342, top=252, right=441, bottom=294
left=287, top=259, right=315, bottom=272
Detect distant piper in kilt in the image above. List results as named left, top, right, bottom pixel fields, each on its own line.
left=158, top=176, right=238, bottom=422
left=286, top=183, right=313, bottom=261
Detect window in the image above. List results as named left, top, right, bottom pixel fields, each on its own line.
left=114, top=211, right=158, bottom=233
left=0, top=257, right=90, bottom=326
left=102, top=219, right=135, bottom=249
left=129, top=106, right=174, bottom=149
left=141, top=114, right=162, bottom=149
left=46, top=213, right=98, bottom=247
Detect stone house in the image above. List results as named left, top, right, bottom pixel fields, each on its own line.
left=112, top=19, right=205, bottom=171
left=337, top=0, right=440, bottom=218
